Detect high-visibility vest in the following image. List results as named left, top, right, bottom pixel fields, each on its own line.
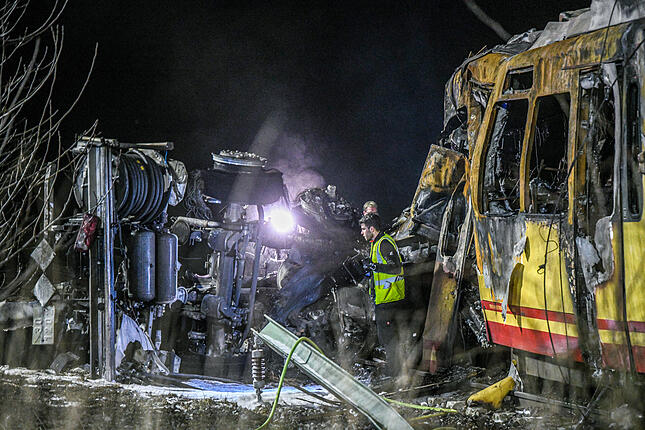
left=370, top=234, right=405, bottom=305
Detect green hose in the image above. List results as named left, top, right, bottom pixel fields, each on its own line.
left=384, top=397, right=457, bottom=413
left=255, top=337, right=323, bottom=430
left=408, top=412, right=450, bottom=421
left=255, top=336, right=456, bottom=429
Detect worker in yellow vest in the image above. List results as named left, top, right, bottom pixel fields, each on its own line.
left=359, top=212, right=406, bottom=378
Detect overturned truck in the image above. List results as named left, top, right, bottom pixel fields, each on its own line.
left=0, top=136, right=379, bottom=384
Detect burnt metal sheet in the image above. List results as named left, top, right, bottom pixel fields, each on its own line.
left=475, top=216, right=526, bottom=319
left=576, top=216, right=615, bottom=292
left=531, top=0, right=645, bottom=49
left=393, top=146, right=465, bottom=241
left=416, top=146, right=465, bottom=196
left=420, top=262, right=457, bottom=374
left=422, top=198, right=474, bottom=372
left=254, top=316, right=413, bottom=430
left=395, top=146, right=465, bottom=239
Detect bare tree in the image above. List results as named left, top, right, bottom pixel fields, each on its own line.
left=0, top=0, right=95, bottom=297
left=462, top=0, right=511, bottom=42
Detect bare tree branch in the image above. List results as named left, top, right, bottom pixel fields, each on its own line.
left=462, top=0, right=511, bottom=42
left=0, top=1, right=94, bottom=291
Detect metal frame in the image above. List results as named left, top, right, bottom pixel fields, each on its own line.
left=85, top=141, right=116, bottom=380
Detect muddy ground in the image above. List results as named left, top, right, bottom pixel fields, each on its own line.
left=2, top=362, right=630, bottom=430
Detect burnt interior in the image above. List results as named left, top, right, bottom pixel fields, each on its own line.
left=577, top=75, right=615, bottom=232
left=527, top=93, right=570, bottom=214
left=625, top=82, right=642, bottom=219
left=503, top=68, right=534, bottom=94
left=482, top=99, right=528, bottom=215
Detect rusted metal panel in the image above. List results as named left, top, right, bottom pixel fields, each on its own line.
left=393, top=145, right=465, bottom=242
left=410, top=145, right=465, bottom=217
left=421, top=194, right=473, bottom=373
left=421, top=262, right=458, bottom=373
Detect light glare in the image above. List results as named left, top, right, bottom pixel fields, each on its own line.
left=268, top=208, right=294, bottom=233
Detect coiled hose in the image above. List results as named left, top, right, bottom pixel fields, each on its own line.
left=114, top=152, right=169, bottom=223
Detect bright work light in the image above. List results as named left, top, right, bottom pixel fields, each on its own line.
left=268, top=208, right=294, bottom=234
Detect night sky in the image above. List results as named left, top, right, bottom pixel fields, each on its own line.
left=53, top=0, right=590, bottom=220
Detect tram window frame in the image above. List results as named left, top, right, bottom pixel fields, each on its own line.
left=526, top=93, right=571, bottom=215
left=577, top=70, right=616, bottom=225
left=481, top=98, right=528, bottom=215
left=624, top=82, right=642, bottom=220
left=503, top=67, right=533, bottom=95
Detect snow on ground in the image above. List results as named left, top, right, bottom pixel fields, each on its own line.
left=0, top=365, right=358, bottom=429
left=0, top=365, right=332, bottom=409
left=123, top=378, right=332, bottom=409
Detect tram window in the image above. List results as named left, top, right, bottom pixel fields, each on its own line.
left=482, top=99, right=528, bottom=215
left=625, top=83, right=642, bottom=219
left=527, top=94, right=570, bottom=214
left=503, top=68, right=533, bottom=94
left=590, top=90, right=615, bottom=218
left=577, top=74, right=615, bottom=224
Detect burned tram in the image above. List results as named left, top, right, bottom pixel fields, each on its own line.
left=412, top=1, right=645, bottom=396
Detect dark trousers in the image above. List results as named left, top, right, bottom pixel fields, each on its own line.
left=375, top=303, right=407, bottom=377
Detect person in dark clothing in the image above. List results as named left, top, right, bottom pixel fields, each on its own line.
left=359, top=213, right=407, bottom=378
left=362, top=200, right=378, bottom=215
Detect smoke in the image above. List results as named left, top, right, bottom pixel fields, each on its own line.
left=267, top=133, right=326, bottom=200
left=246, top=112, right=326, bottom=201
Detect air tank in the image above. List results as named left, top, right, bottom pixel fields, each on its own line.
left=155, top=232, right=178, bottom=304
left=129, top=231, right=156, bottom=302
